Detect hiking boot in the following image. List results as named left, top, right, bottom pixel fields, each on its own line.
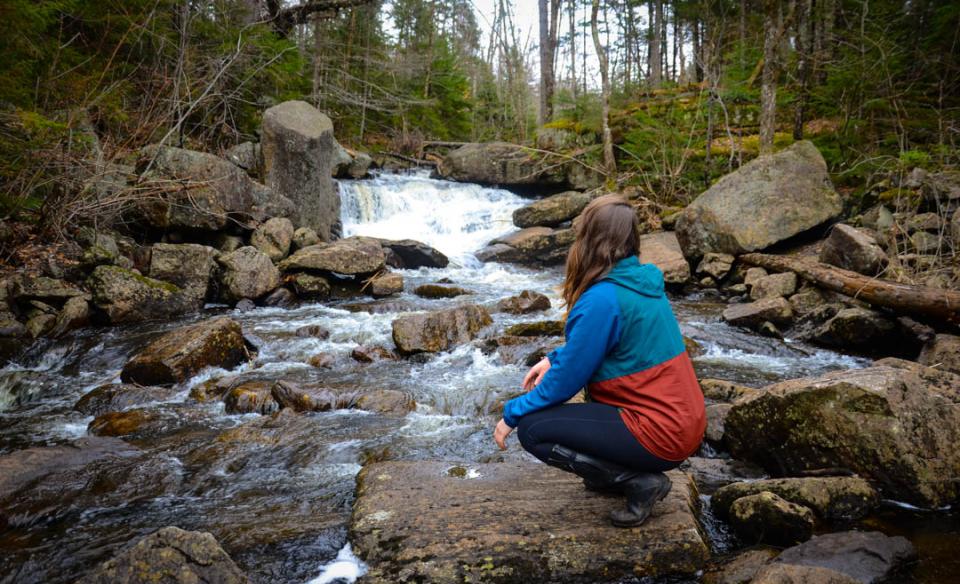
left=609, top=472, right=672, bottom=528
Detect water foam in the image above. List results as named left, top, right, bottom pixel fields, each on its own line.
left=305, top=543, right=368, bottom=584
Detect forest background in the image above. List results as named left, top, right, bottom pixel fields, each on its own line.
left=0, top=0, right=958, bottom=236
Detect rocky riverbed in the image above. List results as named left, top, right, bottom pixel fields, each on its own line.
left=2, top=112, right=959, bottom=583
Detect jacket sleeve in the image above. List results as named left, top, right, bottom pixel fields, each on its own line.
left=502, top=285, right=621, bottom=427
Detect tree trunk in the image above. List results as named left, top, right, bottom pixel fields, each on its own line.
left=568, top=0, right=577, bottom=101
left=538, top=0, right=555, bottom=125
left=649, top=1, right=662, bottom=86
left=691, top=14, right=702, bottom=82
left=793, top=0, right=812, bottom=139
left=591, top=0, right=616, bottom=177
left=759, top=0, right=778, bottom=154
left=740, top=253, right=960, bottom=324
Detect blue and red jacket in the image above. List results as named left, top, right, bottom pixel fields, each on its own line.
left=503, top=255, right=706, bottom=462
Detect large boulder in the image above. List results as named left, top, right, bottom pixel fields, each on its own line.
left=819, top=224, right=888, bottom=276
left=77, top=526, right=249, bottom=584
left=350, top=462, right=709, bottom=583
left=676, top=141, right=842, bottom=257
left=724, top=360, right=960, bottom=507
left=134, top=145, right=278, bottom=231
left=379, top=238, right=449, bottom=269
left=751, top=564, right=860, bottom=584
left=804, top=307, right=899, bottom=356
left=438, top=142, right=567, bottom=189
left=513, top=190, right=593, bottom=227
left=481, top=227, right=575, bottom=265
left=771, top=531, right=916, bottom=584
left=497, top=290, right=551, bottom=314
left=216, top=246, right=280, bottom=302
left=11, top=275, right=85, bottom=303
left=722, top=296, right=794, bottom=328
left=279, top=236, right=386, bottom=275
left=639, top=231, right=691, bottom=284
left=147, top=243, right=217, bottom=304
left=86, top=265, right=193, bottom=324
left=750, top=272, right=798, bottom=300
left=261, top=100, right=340, bottom=241
left=392, top=305, right=492, bottom=355
left=120, top=317, right=251, bottom=386
left=711, top=477, right=879, bottom=522
left=250, top=217, right=294, bottom=261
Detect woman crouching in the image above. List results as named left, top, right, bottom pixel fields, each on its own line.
left=493, top=194, right=706, bottom=528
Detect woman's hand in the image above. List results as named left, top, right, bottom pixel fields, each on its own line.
left=493, top=418, right=514, bottom=450
left=522, top=357, right=551, bottom=391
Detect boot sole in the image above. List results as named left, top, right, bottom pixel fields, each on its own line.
left=609, top=479, right=672, bottom=528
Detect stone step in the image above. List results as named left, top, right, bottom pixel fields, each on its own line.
left=349, top=461, right=709, bottom=583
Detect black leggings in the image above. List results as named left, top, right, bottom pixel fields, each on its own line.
left=516, top=402, right=681, bottom=473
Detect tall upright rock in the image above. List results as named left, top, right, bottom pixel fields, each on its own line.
left=261, top=101, right=340, bottom=241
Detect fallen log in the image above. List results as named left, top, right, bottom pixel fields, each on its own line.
left=740, top=253, right=960, bottom=325
left=383, top=151, right=437, bottom=167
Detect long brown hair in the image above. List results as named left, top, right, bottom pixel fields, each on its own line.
left=562, top=194, right=639, bottom=311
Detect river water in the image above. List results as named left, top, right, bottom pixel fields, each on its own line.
left=0, top=172, right=954, bottom=583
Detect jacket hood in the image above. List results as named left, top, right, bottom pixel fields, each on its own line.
left=601, top=256, right=665, bottom=297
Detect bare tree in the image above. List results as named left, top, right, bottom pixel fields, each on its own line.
left=591, top=0, right=616, bottom=176
left=759, top=0, right=778, bottom=154
left=538, top=0, right=560, bottom=124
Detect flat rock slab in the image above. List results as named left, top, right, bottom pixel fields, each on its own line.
left=350, top=461, right=708, bottom=583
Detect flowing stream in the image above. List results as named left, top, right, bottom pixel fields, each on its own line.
left=0, top=172, right=955, bottom=583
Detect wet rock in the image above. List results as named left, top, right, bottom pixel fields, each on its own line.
left=751, top=563, right=859, bottom=584
left=705, top=403, right=732, bottom=443
left=819, top=224, right=888, bottom=276
left=354, top=389, right=416, bottom=415
left=0, top=312, right=26, bottom=338
left=487, top=227, right=576, bottom=265
left=148, top=243, right=217, bottom=303
left=121, top=317, right=251, bottom=386
left=771, top=531, right=916, bottom=584
left=703, top=548, right=779, bottom=584
left=918, top=333, right=960, bottom=375
left=414, top=283, right=471, bottom=298
left=700, top=379, right=761, bottom=403
left=676, top=141, right=842, bottom=257
left=724, top=361, right=960, bottom=507
left=295, top=324, right=331, bottom=339
left=77, top=526, right=249, bottom=584
left=87, top=265, right=192, bottom=324
left=261, top=100, right=339, bottom=240
left=0, top=437, right=182, bottom=529
left=750, top=272, right=798, bottom=300
left=250, top=217, right=295, bottom=261
left=805, top=307, right=898, bottom=356
left=261, top=287, right=297, bottom=307
left=681, top=457, right=767, bottom=494
left=346, top=151, right=374, bottom=179
left=235, top=298, right=256, bottom=312
left=351, top=345, right=396, bottom=363
left=224, top=381, right=279, bottom=414
left=270, top=381, right=350, bottom=412
left=279, top=236, right=386, bottom=275
left=392, top=305, right=492, bottom=355
left=307, top=352, right=335, bottom=369
left=496, top=290, right=551, bottom=314
left=438, top=142, right=570, bottom=189
left=639, top=231, right=691, bottom=284
left=217, top=246, right=281, bottom=302
left=370, top=272, right=403, bottom=297
left=513, top=190, right=593, bottom=228
left=75, top=383, right=182, bottom=416
left=291, top=226, right=320, bottom=251
left=88, top=409, right=163, bottom=437
left=789, top=288, right=827, bottom=317
left=505, top=319, right=564, bottom=337
left=729, top=491, right=815, bottom=546
left=712, top=477, right=879, bottom=523
left=722, top=297, right=794, bottom=329
left=378, top=238, right=449, bottom=269
left=350, top=462, right=708, bottom=583
left=133, top=145, right=264, bottom=231
left=697, top=252, right=736, bottom=281
left=288, top=272, right=331, bottom=299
